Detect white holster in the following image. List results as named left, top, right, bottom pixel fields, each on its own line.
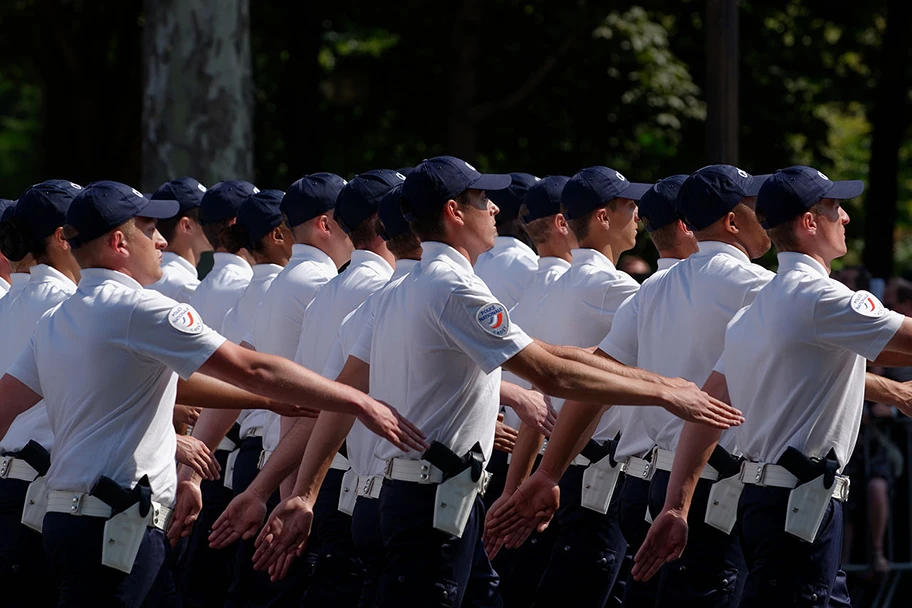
left=785, top=475, right=850, bottom=543
left=21, top=477, right=49, bottom=533
left=222, top=448, right=240, bottom=490
left=338, top=469, right=359, bottom=516
left=580, top=455, right=623, bottom=515
left=704, top=475, right=744, bottom=535
left=102, top=503, right=149, bottom=573
left=433, top=467, right=490, bottom=538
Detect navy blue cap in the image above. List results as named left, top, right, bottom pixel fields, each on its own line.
left=199, top=180, right=258, bottom=226
left=282, top=173, right=347, bottom=227
left=639, top=175, right=688, bottom=232
left=334, top=169, right=406, bottom=234
left=562, top=167, right=651, bottom=220
left=522, top=176, right=569, bottom=223
left=0, top=198, right=16, bottom=223
left=757, top=165, right=864, bottom=229
left=675, top=165, right=770, bottom=231
left=378, top=184, right=411, bottom=241
left=152, top=177, right=207, bottom=214
left=400, top=156, right=511, bottom=220
left=489, top=173, right=539, bottom=225
left=66, top=181, right=179, bottom=247
left=0, top=181, right=82, bottom=261
left=236, top=189, right=285, bottom=249
left=397, top=167, right=415, bottom=177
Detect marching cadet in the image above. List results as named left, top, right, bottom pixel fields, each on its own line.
left=243, top=155, right=739, bottom=607
left=474, top=172, right=540, bottom=310
left=0, top=198, right=16, bottom=299
left=147, top=177, right=212, bottom=303
left=633, top=166, right=912, bottom=607
left=0, top=198, right=34, bottom=326
left=0, top=180, right=423, bottom=607
left=0, top=180, right=82, bottom=608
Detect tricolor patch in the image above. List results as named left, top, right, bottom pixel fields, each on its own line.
left=476, top=302, right=510, bottom=337
left=850, top=290, right=886, bottom=318
left=168, top=304, right=205, bottom=334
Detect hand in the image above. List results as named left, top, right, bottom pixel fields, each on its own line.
left=269, top=401, right=321, bottom=418
left=252, top=496, right=315, bottom=580
left=209, top=489, right=268, bottom=549
left=660, top=384, right=744, bottom=429
left=483, top=487, right=515, bottom=559
left=494, top=413, right=518, bottom=453
left=175, top=434, right=220, bottom=481
left=167, top=474, right=202, bottom=547
left=358, top=399, right=427, bottom=452
left=632, top=507, right=689, bottom=581
left=508, top=387, right=557, bottom=436
left=484, top=470, right=560, bottom=549
left=174, top=404, right=202, bottom=426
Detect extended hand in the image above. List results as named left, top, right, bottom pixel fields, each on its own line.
left=359, top=399, right=427, bottom=452
left=167, top=476, right=203, bottom=547
left=174, top=404, right=202, bottom=426
left=494, top=413, right=518, bottom=453
left=632, top=508, right=689, bottom=581
left=252, top=496, right=315, bottom=580
left=509, top=387, right=557, bottom=436
left=209, top=489, right=268, bottom=549
left=661, top=383, right=743, bottom=429
left=484, top=470, right=560, bottom=549
left=175, top=434, right=220, bottom=481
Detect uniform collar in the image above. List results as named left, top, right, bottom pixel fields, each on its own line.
left=162, top=251, right=198, bottom=276
left=776, top=252, right=830, bottom=279
left=212, top=252, right=253, bottom=274
left=421, top=241, right=475, bottom=275
left=491, top=236, right=537, bottom=257
left=78, top=267, right=144, bottom=292
left=10, top=273, right=30, bottom=289
left=29, top=264, right=78, bottom=292
left=349, top=249, right=394, bottom=278
left=657, top=257, right=681, bottom=271
left=391, top=258, right=419, bottom=281
left=570, top=248, right=617, bottom=272
left=537, top=256, right=571, bottom=273
left=291, top=244, right=338, bottom=275
left=252, top=263, right=284, bottom=278
left=695, top=241, right=750, bottom=265
left=0, top=277, right=9, bottom=293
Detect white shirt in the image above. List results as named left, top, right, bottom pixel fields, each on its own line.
left=474, top=236, right=539, bottom=310
left=358, top=242, right=532, bottom=462
left=0, top=273, right=30, bottom=335
left=0, top=265, right=77, bottom=453
left=721, top=253, right=903, bottom=470
left=149, top=252, right=200, bottom=304
left=321, top=259, right=418, bottom=478
left=190, top=253, right=253, bottom=331
left=220, top=263, right=283, bottom=344
left=8, top=269, right=225, bottom=504
left=599, top=241, right=774, bottom=453
left=0, top=276, right=9, bottom=299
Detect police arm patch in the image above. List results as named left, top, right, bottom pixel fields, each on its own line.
left=168, top=304, right=205, bottom=334
left=850, top=290, right=886, bottom=318
left=476, top=302, right=511, bottom=337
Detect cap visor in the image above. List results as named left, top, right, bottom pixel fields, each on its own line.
left=744, top=174, right=771, bottom=197
left=470, top=174, right=513, bottom=192
left=622, top=182, right=653, bottom=201
left=137, top=198, right=181, bottom=219
left=827, top=180, right=865, bottom=200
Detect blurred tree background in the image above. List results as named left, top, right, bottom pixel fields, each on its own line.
left=1, top=0, right=911, bottom=275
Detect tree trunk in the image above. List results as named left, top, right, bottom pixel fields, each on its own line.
left=863, top=0, right=911, bottom=278
left=141, top=0, right=254, bottom=190
left=705, top=0, right=739, bottom=164
left=447, top=0, right=481, bottom=160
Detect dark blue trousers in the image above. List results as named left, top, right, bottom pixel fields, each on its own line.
left=617, top=475, right=659, bottom=608
left=738, top=486, right=850, bottom=607
left=0, top=478, right=57, bottom=607
left=532, top=465, right=627, bottom=608
left=351, top=495, right=383, bottom=608
left=376, top=480, right=501, bottom=608
left=647, top=470, right=745, bottom=608
left=43, top=512, right=179, bottom=608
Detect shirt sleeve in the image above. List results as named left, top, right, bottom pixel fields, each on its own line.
left=599, top=292, right=639, bottom=366
left=812, top=284, right=903, bottom=361
left=126, top=294, right=227, bottom=380
left=599, top=275, right=640, bottom=329
left=440, top=281, right=533, bottom=374
left=349, top=303, right=377, bottom=365
left=6, top=336, right=43, bottom=397
left=321, top=336, right=346, bottom=381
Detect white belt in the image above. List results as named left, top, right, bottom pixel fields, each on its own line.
left=739, top=461, right=851, bottom=502
left=356, top=475, right=383, bottom=499
left=330, top=453, right=350, bottom=472
left=46, top=491, right=173, bottom=530
left=243, top=426, right=264, bottom=440
left=622, top=455, right=654, bottom=481
left=654, top=448, right=720, bottom=481
left=217, top=437, right=237, bottom=452
left=0, top=456, right=39, bottom=482
left=383, top=458, right=445, bottom=484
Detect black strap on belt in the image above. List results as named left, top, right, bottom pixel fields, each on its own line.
left=707, top=445, right=742, bottom=479
left=225, top=423, right=242, bottom=448
left=422, top=441, right=485, bottom=482
left=777, top=447, right=840, bottom=490
left=338, top=440, right=348, bottom=459
left=580, top=432, right=621, bottom=467
left=11, top=440, right=51, bottom=476
left=90, top=474, right=153, bottom=517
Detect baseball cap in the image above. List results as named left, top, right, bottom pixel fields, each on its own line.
left=400, top=156, right=511, bottom=221
left=522, top=176, right=569, bottom=223
left=757, top=165, right=864, bottom=229
left=675, top=165, right=770, bottom=231
left=489, top=173, right=539, bottom=225
left=378, top=184, right=411, bottom=241
left=235, top=189, right=286, bottom=249
left=282, top=173, right=347, bottom=228
left=65, top=181, right=179, bottom=247
left=152, top=177, right=207, bottom=214
left=638, top=175, right=688, bottom=232
left=199, top=180, right=258, bottom=226
left=334, top=169, right=406, bottom=233
left=0, top=198, right=15, bottom=223
left=0, top=181, right=82, bottom=261
left=561, top=167, right=651, bottom=220
left=397, top=167, right=415, bottom=177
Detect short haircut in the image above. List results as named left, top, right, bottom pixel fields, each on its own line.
left=157, top=207, right=201, bottom=243
left=518, top=204, right=555, bottom=245
left=563, top=199, right=618, bottom=241
left=407, top=191, right=471, bottom=242
left=761, top=202, right=822, bottom=252
left=202, top=218, right=234, bottom=252
left=348, top=213, right=380, bottom=250
left=648, top=221, right=680, bottom=252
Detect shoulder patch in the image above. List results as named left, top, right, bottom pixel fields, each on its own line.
left=476, top=302, right=510, bottom=337
left=168, top=304, right=205, bottom=334
left=850, top=290, right=886, bottom=318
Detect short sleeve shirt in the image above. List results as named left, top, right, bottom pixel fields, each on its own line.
left=220, top=263, right=283, bottom=344
left=474, top=236, right=539, bottom=310
left=148, top=252, right=200, bottom=304
left=190, top=253, right=253, bottom=331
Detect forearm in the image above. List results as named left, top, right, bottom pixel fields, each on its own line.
left=503, top=424, right=545, bottom=493
left=535, top=341, right=663, bottom=384
left=500, top=381, right=528, bottom=409
left=537, top=402, right=608, bottom=481
left=190, top=408, right=241, bottom=452
left=291, top=410, right=357, bottom=504
left=178, top=373, right=280, bottom=410
left=247, top=418, right=314, bottom=501
left=865, top=372, right=912, bottom=417
left=662, top=422, right=721, bottom=515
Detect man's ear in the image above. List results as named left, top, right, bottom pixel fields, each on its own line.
left=554, top=213, right=570, bottom=235
left=443, top=198, right=466, bottom=227
left=179, top=216, right=193, bottom=234
left=725, top=211, right=740, bottom=234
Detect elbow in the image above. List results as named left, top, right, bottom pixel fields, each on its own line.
left=533, top=371, right=562, bottom=399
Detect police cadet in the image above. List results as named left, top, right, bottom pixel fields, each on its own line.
left=0, top=198, right=18, bottom=299
left=0, top=180, right=422, bottom=606
left=0, top=198, right=35, bottom=327
left=474, top=172, right=540, bottom=310
left=0, top=180, right=82, bottom=608
left=634, top=165, right=912, bottom=607
left=147, top=177, right=212, bottom=304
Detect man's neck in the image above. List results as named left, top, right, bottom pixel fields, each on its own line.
left=535, top=241, right=572, bottom=263
left=166, top=242, right=199, bottom=267
left=579, top=237, right=624, bottom=265
left=359, top=239, right=396, bottom=268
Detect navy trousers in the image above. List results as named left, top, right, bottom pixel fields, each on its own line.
left=43, top=512, right=179, bottom=608
left=351, top=495, right=384, bottom=608
left=375, top=480, right=501, bottom=608
left=617, top=475, right=659, bottom=608
left=0, top=478, right=57, bottom=607
left=532, top=465, right=627, bottom=608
